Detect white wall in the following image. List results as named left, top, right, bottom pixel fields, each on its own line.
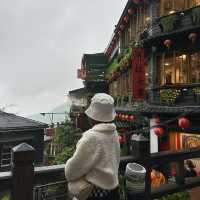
left=150, top=118, right=158, bottom=153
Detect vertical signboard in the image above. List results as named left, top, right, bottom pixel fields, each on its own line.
left=132, top=48, right=145, bottom=100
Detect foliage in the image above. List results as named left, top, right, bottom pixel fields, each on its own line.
left=192, top=6, right=200, bottom=25
left=54, top=146, right=75, bottom=164
left=54, top=121, right=75, bottom=147
left=119, top=175, right=126, bottom=200
left=106, top=48, right=132, bottom=79
left=157, top=191, right=190, bottom=200
left=193, top=87, right=200, bottom=95
left=160, top=14, right=178, bottom=32
left=52, top=121, right=77, bottom=164
left=160, top=89, right=181, bottom=105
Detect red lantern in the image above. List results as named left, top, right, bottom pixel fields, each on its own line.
left=188, top=33, right=198, bottom=43
left=153, top=127, right=164, bottom=137
left=128, top=8, right=134, bottom=15
left=124, top=16, right=129, bottom=24
left=132, top=0, right=140, bottom=4
left=129, top=115, right=135, bottom=121
left=164, top=39, right=172, bottom=49
left=121, top=114, right=125, bottom=120
left=120, top=24, right=125, bottom=30
left=178, top=117, right=190, bottom=129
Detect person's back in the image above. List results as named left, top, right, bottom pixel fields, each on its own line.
left=65, top=93, right=120, bottom=200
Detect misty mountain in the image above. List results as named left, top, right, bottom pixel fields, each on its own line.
left=28, top=103, right=71, bottom=124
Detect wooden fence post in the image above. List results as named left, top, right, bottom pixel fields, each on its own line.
left=11, top=143, right=35, bottom=200
left=176, top=160, right=185, bottom=186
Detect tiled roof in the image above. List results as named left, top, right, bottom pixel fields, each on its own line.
left=0, top=111, right=48, bottom=132
left=141, top=105, right=200, bottom=116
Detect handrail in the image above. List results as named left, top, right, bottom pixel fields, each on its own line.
left=152, top=83, right=200, bottom=91
left=1, top=148, right=200, bottom=199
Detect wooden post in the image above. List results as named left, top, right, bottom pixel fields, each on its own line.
left=176, top=160, right=185, bottom=186
left=11, top=143, right=35, bottom=200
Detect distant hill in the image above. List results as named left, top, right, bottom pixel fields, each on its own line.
left=28, top=103, right=71, bottom=124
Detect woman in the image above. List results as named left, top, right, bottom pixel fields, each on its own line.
left=65, top=93, right=120, bottom=200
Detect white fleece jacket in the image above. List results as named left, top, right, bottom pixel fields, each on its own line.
left=65, top=123, right=120, bottom=190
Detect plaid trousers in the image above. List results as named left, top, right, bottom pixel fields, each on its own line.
left=87, top=186, right=119, bottom=200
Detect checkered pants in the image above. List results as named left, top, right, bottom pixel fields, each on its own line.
left=87, top=186, right=119, bottom=200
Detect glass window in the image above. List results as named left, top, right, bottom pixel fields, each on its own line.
left=159, top=52, right=189, bottom=85
left=190, top=52, right=200, bottom=83
left=160, top=0, right=187, bottom=16
left=189, top=0, right=200, bottom=8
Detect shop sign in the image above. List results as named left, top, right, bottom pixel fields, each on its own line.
left=77, top=68, right=87, bottom=79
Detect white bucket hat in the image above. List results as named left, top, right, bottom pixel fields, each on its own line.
left=85, top=93, right=116, bottom=122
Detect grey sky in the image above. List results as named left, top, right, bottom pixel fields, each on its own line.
left=0, top=0, right=126, bottom=115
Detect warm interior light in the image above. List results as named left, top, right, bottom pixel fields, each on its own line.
left=169, top=10, right=175, bottom=14
left=164, top=63, right=170, bottom=66
left=179, top=54, right=187, bottom=60
left=145, top=17, right=150, bottom=22
left=145, top=73, right=149, bottom=76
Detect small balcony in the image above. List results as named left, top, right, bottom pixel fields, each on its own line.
left=151, top=83, right=200, bottom=107
left=145, top=5, right=200, bottom=41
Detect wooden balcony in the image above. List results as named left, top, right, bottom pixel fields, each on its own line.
left=1, top=142, right=200, bottom=199
left=144, top=5, right=200, bottom=42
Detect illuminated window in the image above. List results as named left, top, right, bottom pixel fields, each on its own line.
left=158, top=51, right=200, bottom=85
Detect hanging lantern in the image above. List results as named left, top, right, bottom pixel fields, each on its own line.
left=119, top=135, right=126, bottom=144
left=129, top=115, right=135, bottom=121
left=121, top=114, right=125, bottom=120
left=132, top=0, right=140, bottom=4
left=125, top=115, right=129, bottom=120
left=120, top=24, right=125, bottom=30
left=128, top=8, right=134, bottom=15
left=118, top=30, right=122, bottom=37
left=124, top=16, right=129, bottom=24
left=153, top=127, right=164, bottom=137
left=188, top=33, right=198, bottom=43
left=164, top=39, right=173, bottom=49
left=178, top=117, right=190, bottom=129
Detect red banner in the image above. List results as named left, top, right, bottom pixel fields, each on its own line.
left=132, top=48, right=145, bottom=100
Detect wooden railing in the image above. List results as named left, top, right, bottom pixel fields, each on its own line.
left=145, top=5, right=200, bottom=40
left=1, top=143, right=200, bottom=199
left=151, top=83, right=200, bottom=106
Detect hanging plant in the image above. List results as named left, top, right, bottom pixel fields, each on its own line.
left=160, top=89, right=181, bottom=105
left=192, top=6, right=200, bottom=25
left=193, top=87, right=200, bottom=104
left=160, top=14, right=178, bottom=32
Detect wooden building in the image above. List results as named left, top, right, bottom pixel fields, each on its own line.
left=0, top=111, right=47, bottom=171
left=69, top=53, right=108, bottom=131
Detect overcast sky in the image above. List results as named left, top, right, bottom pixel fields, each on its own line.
left=0, top=0, right=127, bottom=116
